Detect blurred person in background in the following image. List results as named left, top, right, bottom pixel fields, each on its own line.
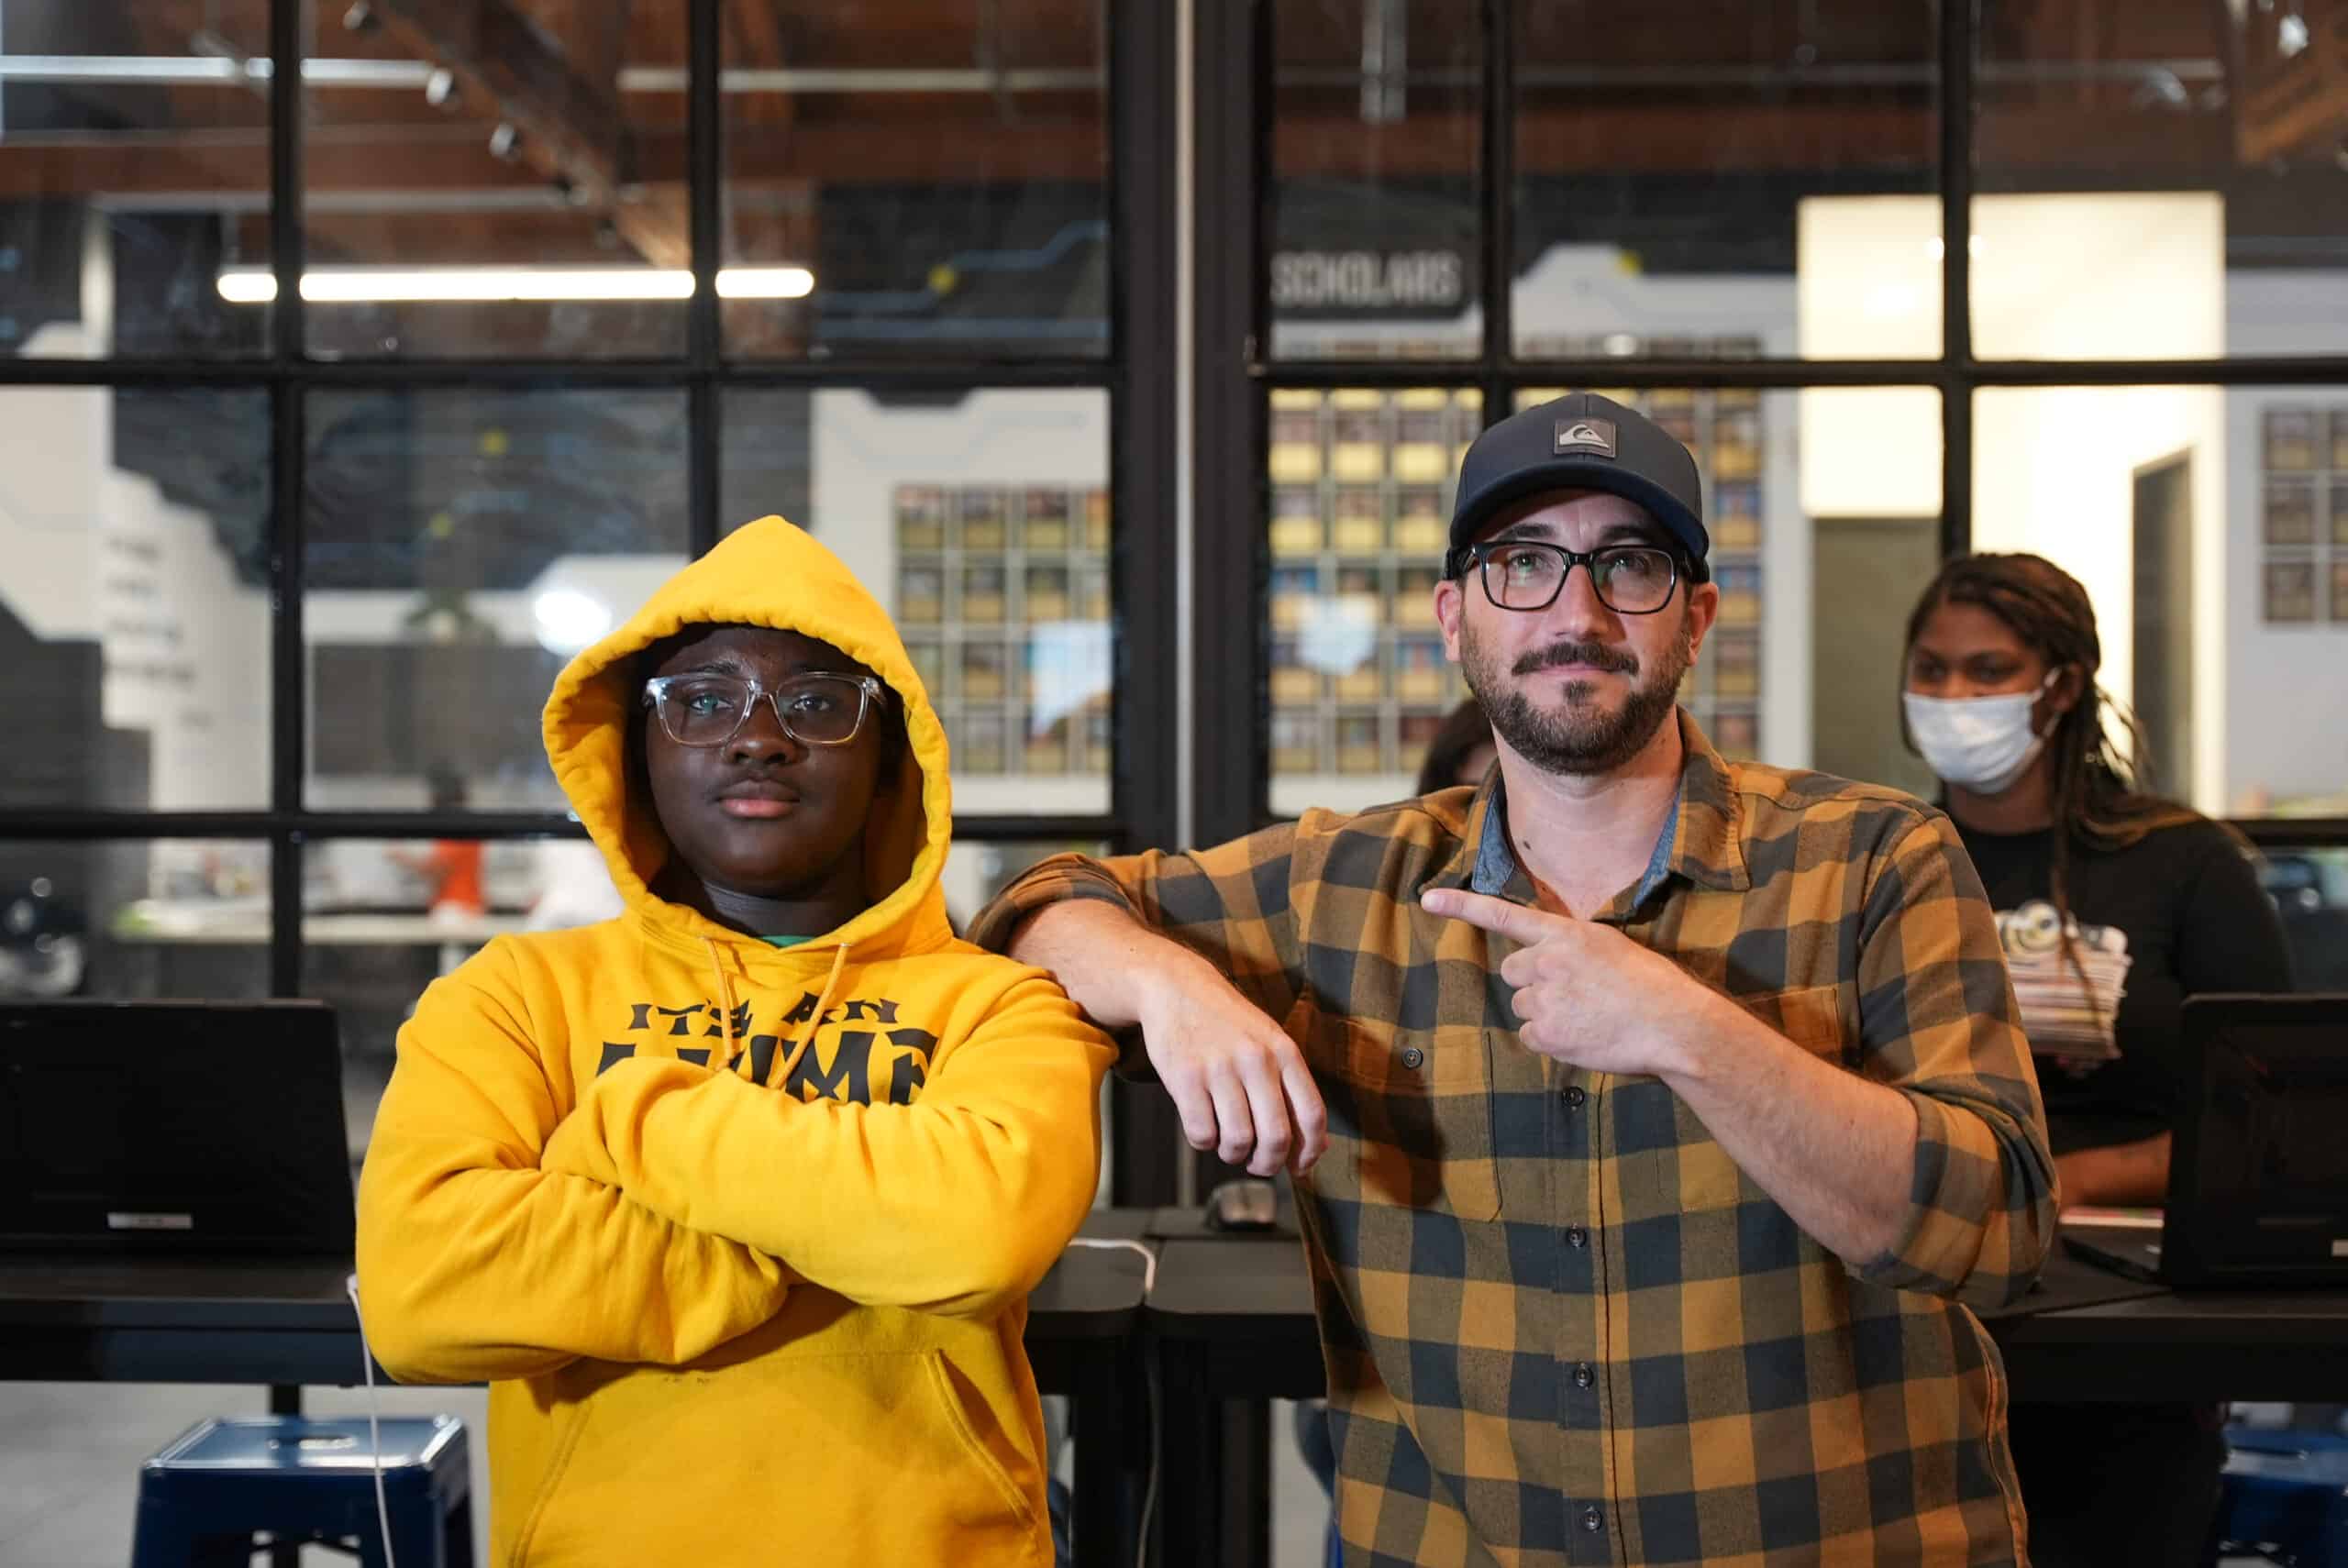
left=1412, top=697, right=1495, bottom=797
left=1900, top=551, right=2293, bottom=1567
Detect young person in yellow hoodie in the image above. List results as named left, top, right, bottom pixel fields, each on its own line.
left=354, top=517, right=1116, bottom=1567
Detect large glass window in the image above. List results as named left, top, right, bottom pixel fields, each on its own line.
left=1973, top=384, right=2348, bottom=821
left=294, top=1, right=686, bottom=359
left=1232, top=1, right=2348, bottom=860
left=305, top=835, right=584, bottom=1159
left=1265, top=384, right=1479, bottom=813
left=1514, top=2, right=1940, bottom=361
left=1264, top=381, right=1937, bottom=815
left=0, top=4, right=1149, bottom=1182
left=305, top=387, right=691, bottom=811
left=0, top=387, right=272, bottom=810
left=727, top=385, right=1115, bottom=816
left=0, top=839, right=271, bottom=1002
left=721, top=0, right=1110, bottom=359
left=1974, top=2, right=2348, bottom=359
left=0, top=12, right=272, bottom=359
left=1269, top=0, right=1483, bottom=361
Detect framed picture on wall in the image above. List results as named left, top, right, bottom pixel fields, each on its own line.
left=2265, top=409, right=2319, bottom=470
left=1713, top=480, right=1762, bottom=551
left=898, top=560, right=945, bottom=624
left=2333, top=562, right=2348, bottom=624
left=2265, top=479, right=2319, bottom=547
left=957, top=489, right=1009, bottom=551
left=2332, top=410, right=2348, bottom=469
left=1711, top=711, right=1759, bottom=756
left=894, top=485, right=947, bottom=550
left=2265, top=560, right=2318, bottom=624
left=2332, top=481, right=2348, bottom=547
left=1019, top=487, right=1070, bottom=550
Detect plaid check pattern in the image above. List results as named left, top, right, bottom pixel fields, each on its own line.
left=971, top=713, right=2055, bottom=1567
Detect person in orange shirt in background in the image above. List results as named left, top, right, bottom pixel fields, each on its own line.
left=391, top=767, right=485, bottom=919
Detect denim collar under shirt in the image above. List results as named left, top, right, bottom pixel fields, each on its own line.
left=1470, top=774, right=1681, bottom=912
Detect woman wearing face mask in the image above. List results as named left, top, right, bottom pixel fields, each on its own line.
left=1901, top=551, right=2292, bottom=1568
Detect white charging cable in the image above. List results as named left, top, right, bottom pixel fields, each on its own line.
left=1058, top=1238, right=1159, bottom=1567
left=344, top=1272, right=399, bottom=1568
left=1062, top=1236, right=1157, bottom=1294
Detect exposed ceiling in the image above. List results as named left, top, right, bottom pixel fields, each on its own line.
left=0, top=0, right=2337, bottom=356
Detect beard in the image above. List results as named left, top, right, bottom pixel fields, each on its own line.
left=1461, top=611, right=1695, bottom=778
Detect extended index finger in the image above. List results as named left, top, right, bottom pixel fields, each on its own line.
left=1419, top=887, right=1570, bottom=944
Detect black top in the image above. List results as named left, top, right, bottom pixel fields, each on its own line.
left=1955, top=816, right=2293, bottom=1154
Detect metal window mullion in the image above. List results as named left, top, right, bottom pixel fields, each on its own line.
left=1197, top=0, right=1270, bottom=842
left=1480, top=0, right=1514, bottom=419
left=687, top=0, right=724, bottom=558
left=1941, top=0, right=1975, bottom=559
left=268, top=0, right=307, bottom=998
left=1109, top=0, right=1182, bottom=858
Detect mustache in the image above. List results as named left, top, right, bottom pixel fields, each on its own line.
left=1512, top=640, right=1639, bottom=678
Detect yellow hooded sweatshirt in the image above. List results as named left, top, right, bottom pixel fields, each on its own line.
left=354, top=517, right=1116, bottom=1567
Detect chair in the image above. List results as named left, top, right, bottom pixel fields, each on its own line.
left=2212, top=1426, right=2348, bottom=1568
left=130, top=1415, right=472, bottom=1568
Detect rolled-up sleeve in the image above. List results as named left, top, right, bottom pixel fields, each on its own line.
left=967, top=829, right=1309, bottom=1028
left=1846, top=812, right=2055, bottom=1309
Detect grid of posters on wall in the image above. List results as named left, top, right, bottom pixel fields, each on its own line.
left=892, top=484, right=1113, bottom=778
left=1263, top=383, right=1768, bottom=782
left=2260, top=407, right=2348, bottom=625
left=1266, top=387, right=1482, bottom=778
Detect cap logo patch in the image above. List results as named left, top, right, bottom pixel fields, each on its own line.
left=1554, top=417, right=1617, bottom=458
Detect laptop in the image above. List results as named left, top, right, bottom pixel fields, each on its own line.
left=2065, top=994, right=2348, bottom=1289
left=0, top=999, right=354, bottom=1264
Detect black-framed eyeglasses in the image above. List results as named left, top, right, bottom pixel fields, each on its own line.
left=641, top=671, right=886, bottom=748
left=1457, top=541, right=1682, bottom=615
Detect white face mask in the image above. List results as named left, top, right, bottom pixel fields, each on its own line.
left=1903, top=672, right=2059, bottom=796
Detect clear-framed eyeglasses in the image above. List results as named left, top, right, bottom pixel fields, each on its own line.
left=641, top=671, right=886, bottom=748
left=1458, top=541, right=1683, bottom=615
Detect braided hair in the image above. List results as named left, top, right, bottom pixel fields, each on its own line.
left=1903, top=553, right=2203, bottom=1020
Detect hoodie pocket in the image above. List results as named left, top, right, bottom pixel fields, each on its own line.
left=513, top=1345, right=1042, bottom=1566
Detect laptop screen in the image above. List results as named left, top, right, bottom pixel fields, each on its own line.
left=2167, top=994, right=2348, bottom=1283
left=0, top=1000, right=353, bottom=1256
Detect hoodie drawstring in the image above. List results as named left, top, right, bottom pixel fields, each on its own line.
left=770, top=941, right=849, bottom=1092
left=703, top=937, right=743, bottom=1072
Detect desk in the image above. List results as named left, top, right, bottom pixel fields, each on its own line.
left=1145, top=1231, right=2348, bottom=1568
left=0, top=1209, right=1154, bottom=1567
left=112, top=904, right=535, bottom=948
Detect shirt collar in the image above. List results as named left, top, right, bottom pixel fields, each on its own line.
left=1422, top=709, right=1751, bottom=905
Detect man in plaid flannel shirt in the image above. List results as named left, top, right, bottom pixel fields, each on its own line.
left=971, top=392, right=2055, bottom=1566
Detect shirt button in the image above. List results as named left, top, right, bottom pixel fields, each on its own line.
left=1574, top=1362, right=1596, bottom=1388
left=1401, top=1046, right=1424, bottom=1070
left=1581, top=1506, right=1605, bottom=1533
left=1566, top=1226, right=1589, bottom=1249
left=1562, top=1085, right=1587, bottom=1109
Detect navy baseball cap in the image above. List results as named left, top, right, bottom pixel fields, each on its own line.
left=1445, top=392, right=1709, bottom=580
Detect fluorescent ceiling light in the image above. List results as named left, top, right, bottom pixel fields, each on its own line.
left=216, top=266, right=814, bottom=304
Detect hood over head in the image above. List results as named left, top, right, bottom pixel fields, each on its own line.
left=542, top=516, right=951, bottom=960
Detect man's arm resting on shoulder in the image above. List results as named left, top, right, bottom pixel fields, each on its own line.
left=971, top=848, right=1329, bottom=1176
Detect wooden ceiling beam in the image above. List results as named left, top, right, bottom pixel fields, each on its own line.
left=0, top=100, right=2253, bottom=201
left=371, top=0, right=690, bottom=266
